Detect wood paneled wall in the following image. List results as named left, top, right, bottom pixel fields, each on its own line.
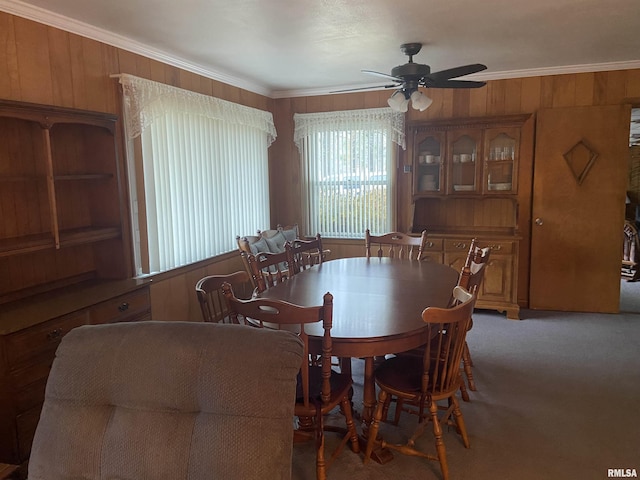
left=0, top=13, right=272, bottom=112
left=270, top=71, right=640, bottom=309
left=2, top=10, right=640, bottom=316
left=270, top=71, right=640, bottom=230
left=0, top=11, right=272, bottom=321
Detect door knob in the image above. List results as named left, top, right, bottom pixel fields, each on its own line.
left=535, top=218, right=543, bottom=226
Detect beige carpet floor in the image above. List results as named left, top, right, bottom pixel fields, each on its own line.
left=291, top=285, right=640, bottom=480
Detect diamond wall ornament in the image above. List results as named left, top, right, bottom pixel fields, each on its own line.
left=563, top=140, right=599, bottom=185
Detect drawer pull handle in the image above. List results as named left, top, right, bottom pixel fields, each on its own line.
left=426, top=241, right=434, bottom=248
left=489, top=244, right=502, bottom=251
left=47, top=328, right=63, bottom=340
left=454, top=242, right=467, bottom=249
left=118, top=302, right=130, bottom=312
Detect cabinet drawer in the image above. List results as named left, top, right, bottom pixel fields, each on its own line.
left=16, top=406, right=41, bottom=461
left=9, top=359, right=52, bottom=392
left=90, top=288, right=151, bottom=325
left=423, top=238, right=443, bottom=251
left=478, top=241, right=514, bottom=254
left=444, top=239, right=474, bottom=252
left=444, top=239, right=514, bottom=255
left=13, top=377, right=47, bottom=413
left=4, top=311, right=88, bottom=369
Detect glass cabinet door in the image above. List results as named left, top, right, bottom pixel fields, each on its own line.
left=414, top=133, right=444, bottom=195
left=484, top=127, right=519, bottom=194
left=448, top=130, right=481, bottom=193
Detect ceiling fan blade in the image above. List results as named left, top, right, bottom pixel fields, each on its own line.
left=331, top=84, right=398, bottom=94
left=425, top=79, right=487, bottom=89
left=429, top=64, right=487, bottom=81
left=361, top=70, right=403, bottom=82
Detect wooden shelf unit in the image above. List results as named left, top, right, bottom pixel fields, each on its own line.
left=0, top=100, right=144, bottom=469
left=0, top=99, right=131, bottom=304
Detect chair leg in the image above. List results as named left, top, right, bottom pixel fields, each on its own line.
left=393, top=397, right=404, bottom=425
left=381, top=394, right=392, bottom=421
left=364, top=389, right=388, bottom=464
left=451, top=395, right=470, bottom=449
left=462, top=341, right=477, bottom=391
left=339, top=357, right=352, bottom=376
left=341, top=397, right=361, bottom=453
left=459, top=375, right=470, bottom=402
left=316, top=412, right=326, bottom=480
left=429, top=399, right=449, bottom=480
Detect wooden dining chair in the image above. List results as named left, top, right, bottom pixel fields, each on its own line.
left=222, top=284, right=360, bottom=480
left=364, top=286, right=477, bottom=480
left=195, top=271, right=254, bottom=324
left=364, top=228, right=428, bottom=365
left=286, top=234, right=352, bottom=375
left=623, top=220, right=640, bottom=281
left=457, top=238, right=491, bottom=399
left=243, top=248, right=293, bottom=293
left=288, top=233, right=324, bottom=274
left=365, top=229, right=428, bottom=260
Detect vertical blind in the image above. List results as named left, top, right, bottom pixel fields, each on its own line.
left=294, top=107, right=405, bottom=238
left=118, top=74, right=275, bottom=274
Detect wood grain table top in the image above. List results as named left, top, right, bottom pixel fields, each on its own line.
left=259, top=257, right=459, bottom=357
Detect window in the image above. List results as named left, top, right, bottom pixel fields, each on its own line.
left=118, top=74, right=276, bottom=274
left=294, top=108, right=405, bottom=238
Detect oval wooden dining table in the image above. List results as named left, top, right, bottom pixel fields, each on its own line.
left=258, top=256, right=459, bottom=431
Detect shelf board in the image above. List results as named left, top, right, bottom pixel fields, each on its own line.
left=0, top=226, right=121, bottom=257
left=59, top=226, right=121, bottom=247
left=54, top=173, right=113, bottom=181
left=0, top=232, right=54, bottom=257
left=0, top=175, right=46, bottom=182
left=487, top=159, right=516, bottom=164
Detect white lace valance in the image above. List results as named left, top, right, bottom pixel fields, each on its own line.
left=293, top=107, right=405, bottom=150
left=118, top=73, right=277, bottom=145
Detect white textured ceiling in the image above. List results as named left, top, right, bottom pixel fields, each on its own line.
left=1, top=0, right=640, bottom=98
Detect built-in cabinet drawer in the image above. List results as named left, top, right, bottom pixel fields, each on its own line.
left=0, top=283, right=151, bottom=466
left=90, top=288, right=151, bottom=324
left=15, top=407, right=40, bottom=462
left=5, top=312, right=88, bottom=370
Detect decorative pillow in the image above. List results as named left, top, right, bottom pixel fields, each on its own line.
left=265, top=231, right=287, bottom=253
left=280, top=228, right=298, bottom=243
left=249, top=236, right=270, bottom=255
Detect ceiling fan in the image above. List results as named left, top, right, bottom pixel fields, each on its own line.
left=334, top=43, right=487, bottom=112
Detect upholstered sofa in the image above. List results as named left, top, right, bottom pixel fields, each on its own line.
left=27, top=321, right=303, bottom=480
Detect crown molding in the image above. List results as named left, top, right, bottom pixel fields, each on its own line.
left=3, top=0, right=639, bottom=100
left=274, top=60, right=640, bottom=98
left=0, top=0, right=271, bottom=97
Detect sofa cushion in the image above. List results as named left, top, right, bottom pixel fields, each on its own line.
left=265, top=231, right=287, bottom=253
left=248, top=236, right=270, bottom=255
left=281, top=227, right=298, bottom=243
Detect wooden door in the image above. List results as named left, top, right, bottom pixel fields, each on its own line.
left=529, top=105, right=630, bottom=312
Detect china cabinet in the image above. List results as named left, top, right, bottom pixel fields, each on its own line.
left=412, top=117, right=523, bottom=197
left=409, top=115, right=532, bottom=319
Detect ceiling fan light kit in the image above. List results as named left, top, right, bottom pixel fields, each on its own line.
left=335, top=42, right=487, bottom=113
left=410, top=90, right=433, bottom=111
left=387, top=89, right=432, bottom=112
left=387, top=90, right=409, bottom=112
